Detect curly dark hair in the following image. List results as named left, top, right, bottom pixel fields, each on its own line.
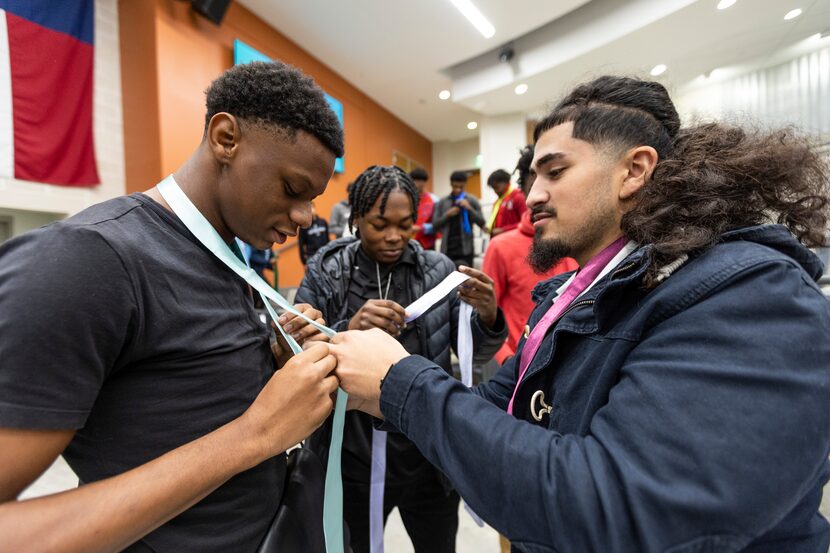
left=514, top=144, right=534, bottom=196
left=623, top=123, right=830, bottom=287
left=487, top=169, right=512, bottom=187
left=409, top=167, right=429, bottom=182
left=348, top=165, right=419, bottom=233
left=535, top=75, right=830, bottom=287
left=204, top=61, right=344, bottom=157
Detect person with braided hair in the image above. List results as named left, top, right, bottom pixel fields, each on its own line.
left=296, top=165, right=507, bottom=552
left=329, top=76, right=830, bottom=552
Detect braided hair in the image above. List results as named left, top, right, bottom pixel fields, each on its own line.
left=348, top=165, right=420, bottom=233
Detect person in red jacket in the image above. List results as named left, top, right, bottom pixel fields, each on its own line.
left=482, top=149, right=578, bottom=364
left=410, top=167, right=438, bottom=250
left=486, top=168, right=527, bottom=237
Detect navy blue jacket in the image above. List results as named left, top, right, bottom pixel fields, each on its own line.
left=378, top=225, right=830, bottom=553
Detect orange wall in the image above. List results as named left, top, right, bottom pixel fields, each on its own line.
left=120, top=0, right=432, bottom=287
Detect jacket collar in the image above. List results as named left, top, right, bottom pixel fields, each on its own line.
left=530, top=224, right=824, bottom=306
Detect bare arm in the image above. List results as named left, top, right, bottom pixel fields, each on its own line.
left=0, top=344, right=339, bottom=553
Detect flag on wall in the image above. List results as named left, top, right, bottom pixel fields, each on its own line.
left=0, top=0, right=99, bottom=186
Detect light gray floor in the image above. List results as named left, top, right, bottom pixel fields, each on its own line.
left=21, top=456, right=830, bottom=551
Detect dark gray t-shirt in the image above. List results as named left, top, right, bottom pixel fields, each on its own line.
left=0, top=193, right=284, bottom=552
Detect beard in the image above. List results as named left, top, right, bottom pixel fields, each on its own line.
left=527, top=229, right=571, bottom=274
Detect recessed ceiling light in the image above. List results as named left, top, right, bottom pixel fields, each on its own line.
left=650, top=64, right=667, bottom=76
left=467, top=121, right=478, bottom=130
left=439, top=90, right=451, bottom=100
left=447, top=0, right=495, bottom=39
left=784, top=8, right=802, bottom=20
left=717, top=0, right=736, bottom=9
left=514, top=83, right=528, bottom=95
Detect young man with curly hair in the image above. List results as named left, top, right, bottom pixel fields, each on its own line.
left=0, top=61, right=343, bottom=552
left=330, top=76, right=830, bottom=552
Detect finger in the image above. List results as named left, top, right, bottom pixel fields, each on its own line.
left=364, top=305, right=404, bottom=328
left=292, top=322, right=325, bottom=342
left=276, top=311, right=299, bottom=331
left=458, top=265, right=495, bottom=285
left=385, top=301, right=408, bottom=322
left=295, top=342, right=330, bottom=362
left=314, top=353, right=337, bottom=377
left=304, top=332, right=331, bottom=344
left=372, top=303, right=406, bottom=326
left=270, top=339, right=286, bottom=360
left=283, top=306, right=323, bottom=333
left=324, top=374, right=340, bottom=395
left=271, top=330, right=290, bottom=356
left=367, top=314, right=400, bottom=336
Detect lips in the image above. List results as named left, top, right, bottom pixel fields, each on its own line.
left=380, top=249, right=403, bottom=257
left=531, top=212, right=553, bottom=227
left=271, top=228, right=287, bottom=244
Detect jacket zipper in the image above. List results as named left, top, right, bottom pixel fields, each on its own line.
left=612, top=262, right=637, bottom=278
left=559, top=299, right=595, bottom=319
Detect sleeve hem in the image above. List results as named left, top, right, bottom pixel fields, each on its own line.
left=379, top=355, right=434, bottom=430
left=0, top=401, right=88, bottom=430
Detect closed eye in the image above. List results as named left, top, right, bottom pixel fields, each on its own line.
left=548, top=168, right=565, bottom=179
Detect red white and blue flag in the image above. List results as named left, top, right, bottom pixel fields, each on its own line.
left=0, top=0, right=99, bottom=186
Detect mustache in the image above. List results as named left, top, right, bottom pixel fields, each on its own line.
left=530, top=206, right=557, bottom=218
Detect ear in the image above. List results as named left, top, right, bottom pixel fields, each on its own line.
left=619, top=146, right=658, bottom=200
left=206, top=113, right=240, bottom=166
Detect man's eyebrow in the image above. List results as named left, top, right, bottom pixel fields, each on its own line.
left=533, top=152, right=567, bottom=169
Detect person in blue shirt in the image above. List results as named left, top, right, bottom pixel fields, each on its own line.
left=328, top=76, right=830, bottom=552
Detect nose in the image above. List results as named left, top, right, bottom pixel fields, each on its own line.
left=292, top=202, right=313, bottom=229
left=525, top=178, right=548, bottom=211
left=384, top=230, right=403, bottom=244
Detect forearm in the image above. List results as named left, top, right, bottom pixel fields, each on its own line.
left=0, top=417, right=265, bottom=553
left=379, top=356, right=563, bottom=543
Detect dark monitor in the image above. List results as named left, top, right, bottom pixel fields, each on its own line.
left=191, top=0, right=232, bottom=25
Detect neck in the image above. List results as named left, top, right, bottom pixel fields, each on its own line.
left=574, top=232, right=625, bottom=267
left=171, top=147, right=234, bottom=243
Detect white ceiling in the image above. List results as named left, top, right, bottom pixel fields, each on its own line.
left=237, top=0, right=830, bottom=142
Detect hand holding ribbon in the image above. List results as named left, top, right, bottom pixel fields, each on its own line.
left=270, top=304, right=328, bottom=366
left=456, top=265, right=498, bottom=328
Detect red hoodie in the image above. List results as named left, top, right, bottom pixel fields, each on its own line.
left=414, top=192, right=436, bottom=249
left=482, top=210, right=579, bottom=364
left=490, top=187, right=527, bottom=234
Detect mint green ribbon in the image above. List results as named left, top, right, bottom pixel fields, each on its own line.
left=157, top=175, right=346, bottom=553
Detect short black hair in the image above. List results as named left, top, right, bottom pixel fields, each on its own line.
left=534, top=75, right=680, bottom=161
left=450, top=170, right=468, bottom=182
left=487, top=169, right=511, bottom=187
left=205, top=61, right=344, bottom=158
left=409, top=167, right=429, bottom=181
left=349, top=165, right=419, bottom=233
left=514, top=144, right=534, bottom=195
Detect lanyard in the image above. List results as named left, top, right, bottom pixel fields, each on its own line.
left=156, top=175, right=347, bottom=553
left=507, top=236, right=635, bottom=415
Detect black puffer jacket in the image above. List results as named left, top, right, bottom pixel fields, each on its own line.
left=295, top=236, right=506, bottom=373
